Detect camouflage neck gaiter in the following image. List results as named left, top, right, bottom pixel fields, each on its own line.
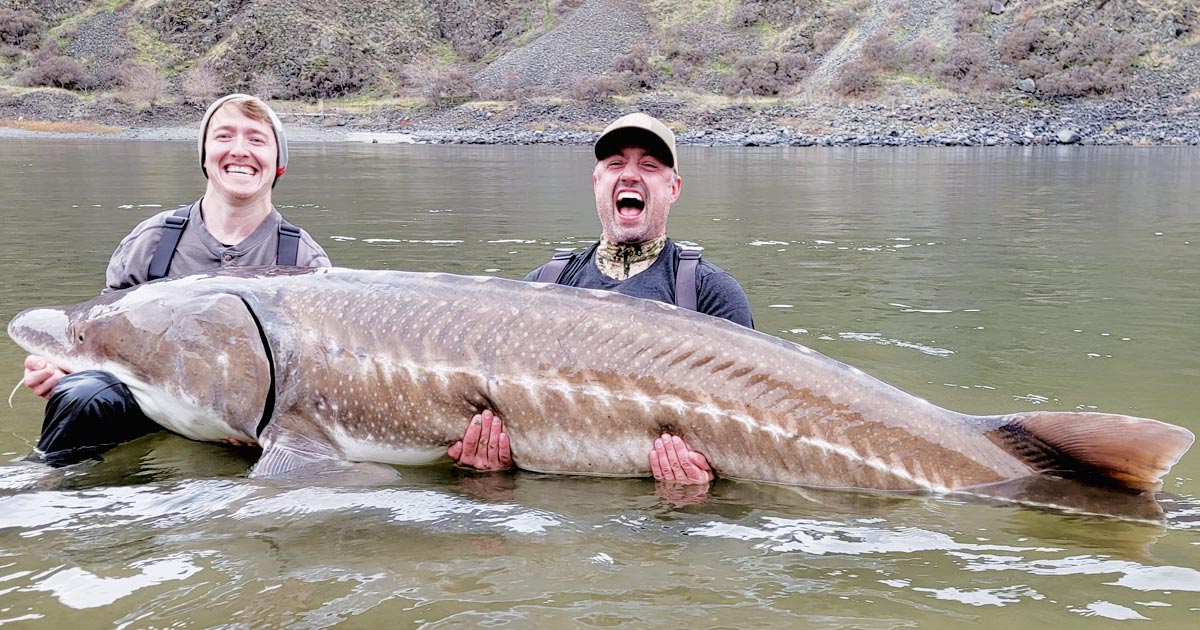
left=595, top=235, right=667, bottom=280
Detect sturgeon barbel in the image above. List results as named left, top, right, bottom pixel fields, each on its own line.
left=7, top=267, right=1193, bottom=491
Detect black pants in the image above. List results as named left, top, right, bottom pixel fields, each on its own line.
left=33, top=371, right=160, bottom=467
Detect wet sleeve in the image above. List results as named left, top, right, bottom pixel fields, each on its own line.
left=698, top=270, right=755, bottom=329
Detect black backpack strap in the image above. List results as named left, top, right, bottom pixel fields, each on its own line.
left=276, top=218, right=301, bottom=266
left=675, top=249, right=701, bottom=311
left=147, top=206, right=191, bottom=280
left=536, top=251, right=575, bottom=284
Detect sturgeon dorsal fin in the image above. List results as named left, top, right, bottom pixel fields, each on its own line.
left=988, top=412, right=1195, bottom=491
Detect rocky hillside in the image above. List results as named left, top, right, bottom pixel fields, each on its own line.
left=0, top=0, right=1197, bottom=144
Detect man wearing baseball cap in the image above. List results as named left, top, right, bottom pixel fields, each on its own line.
left=449, top=112, right=754, bottom=489
left=21, top=94, right=331, bottom=465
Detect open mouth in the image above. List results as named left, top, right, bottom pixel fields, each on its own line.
left=225, top=164, right=257, bottom=177
left=616, top=190, right=645, bottom=218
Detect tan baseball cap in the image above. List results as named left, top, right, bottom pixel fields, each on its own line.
left=594, top=113, right=678, bottom=170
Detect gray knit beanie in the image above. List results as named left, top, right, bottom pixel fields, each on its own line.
left=197, top=94, right=288, bottom=183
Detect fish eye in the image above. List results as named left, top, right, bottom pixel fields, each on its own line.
left=78, top=332, right=84, bottom=342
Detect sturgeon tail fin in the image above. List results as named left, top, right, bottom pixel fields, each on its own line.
left=987, top=412, right=1194, bottom=491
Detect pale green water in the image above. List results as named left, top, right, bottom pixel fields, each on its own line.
left=0, top=140, right=1197, bottom=628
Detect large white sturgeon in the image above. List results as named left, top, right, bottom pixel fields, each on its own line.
left=6, top=267, right=1193, bottom=492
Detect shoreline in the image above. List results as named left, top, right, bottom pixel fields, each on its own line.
left=3, top=94, right=1199, bottom=148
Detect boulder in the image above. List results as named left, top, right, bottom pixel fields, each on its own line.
left=1056, top=128, right=1081, bottom=144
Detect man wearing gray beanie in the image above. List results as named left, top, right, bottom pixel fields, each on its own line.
left=20, top=94, right=331, bottom=464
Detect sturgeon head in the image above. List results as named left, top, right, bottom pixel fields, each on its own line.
left=7, top=277, right=270, bottom=442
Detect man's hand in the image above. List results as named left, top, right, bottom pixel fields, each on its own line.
left=448, top=410, right=512, bottom=471
left=23, top=355, right=67, bottom=399
left=649, top=433, right=713, bottom=484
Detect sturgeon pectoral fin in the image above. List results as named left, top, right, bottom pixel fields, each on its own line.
left=989, top=412, right=1196, bottom=491
left=250, top=423, right=399, bottom=483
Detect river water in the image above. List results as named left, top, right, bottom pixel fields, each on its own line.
left=0, top=140, right=1197, bottom=628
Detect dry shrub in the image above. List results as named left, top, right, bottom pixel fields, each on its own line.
left=952, top=0, right=992, bottom=33
left=722, top=52, right=810, bottom=96
left=570, top=74, right=623, bottom=103
left=0, top=8, right=45, bottom=49
left=17, top=54, right=86, bottom=89
left=936, top=33, right=998, bottom=90
left=660, top=22, right=734, bottom=86
left=1002, top=17, right=1142, bottom=96
left=180, top=63, right=222, bottom=106
left=432, top=2, right=541, bottom=62
left=296, top=54, right=364, bottom=100
left=613, top=43, right=659, bottom=90
left=1000, top=16, right=1048, bottom=63
left=731, top=3, right=765, bottom=28
left=550, top=0, right=585, bottom=17
left=902, top=37, right=939, bottom=75
left=813, top=5, right=860, bottom=55
left=476, top=69, right=531, bottom=101
left=831, top=59, right=877, bottom=98
left=250, top=72, right=286, bottom=100
left=733, top=0, right=824, bottom=28
left=1022, top=25, right=1140, bottom=95
left=120, top=62, right=169, bottom=107
left=860, top=32, right=901, bottom=73
left=389, top=63, right=419, bottom=92
left=423, top=65, right=473, bottom=106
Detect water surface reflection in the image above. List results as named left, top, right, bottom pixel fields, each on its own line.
left=0, top=141, right=1197, bottom=627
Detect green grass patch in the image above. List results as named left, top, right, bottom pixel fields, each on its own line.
left=126, top=21, right=182, bottom=67
left=645, top=0, right=737, bottom=28
left=431, top=42, right=458, bottom=63
left=754, top=21, right=777, bottom=38
left=478, top=48, right=501, bottom=63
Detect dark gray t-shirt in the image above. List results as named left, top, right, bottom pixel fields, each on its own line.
left=525, top=239, right=754, bottom=329
left=105, top=199, right=331, bottom=292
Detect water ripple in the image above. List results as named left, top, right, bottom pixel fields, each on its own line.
left=950, top=552, right=1200, bottom=593
left=28, top=554, right=202, bottom=609
left=838, top=332, right=955, bottom=357
left=686, top=517, right=1060, bottom=556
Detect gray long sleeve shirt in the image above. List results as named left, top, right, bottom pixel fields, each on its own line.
left=104, top=199, right=331, bottom=292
